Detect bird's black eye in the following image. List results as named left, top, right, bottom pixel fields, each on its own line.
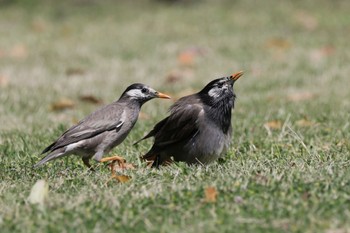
left=141, top=87, right=149, bottom=94
left=217, top=83, right=224, bottom=88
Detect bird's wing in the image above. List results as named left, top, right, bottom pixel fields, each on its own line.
left=42, top=103, right=126, bottom=153
left=142, top=101, right=204, bottom=149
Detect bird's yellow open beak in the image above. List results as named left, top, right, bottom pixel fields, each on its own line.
left=156, top=92, right=171, bottom=99
left=230, top=71, right=244, bottom=81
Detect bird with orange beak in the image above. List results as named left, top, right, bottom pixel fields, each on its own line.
left=35, top=83, right=171, bottom=172
left=136, top=71, right=243, bottom=167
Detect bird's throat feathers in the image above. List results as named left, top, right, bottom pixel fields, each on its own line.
left=203, top=94, right=235, bottom=134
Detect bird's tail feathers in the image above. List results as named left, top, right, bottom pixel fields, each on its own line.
left=133, top=133, right=153, bottom=145
left=33, top=148, right=66, bottom=168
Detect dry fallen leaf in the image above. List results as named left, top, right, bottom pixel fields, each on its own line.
left=296, top=119, right=315, bottom=127
left=66, top=67, right=85, bottom=76
left=31, top=19, right=46, bottom=32
left=309, top=46, right=335, bottom=64
left=178, top=52, right=196, bottom=66
left=287, top=92, right=315, bottom=102
left=28, top=180, right=48, bottom=209
left=0, top=75, right=9, bottom=87
left=204, top=186, right=218, bottom=203
left=114, top=175, right=131, bottom=183
left=51, top=98, right=75, bottom=111
left=178, top=47, right=205, bottom=66
left=295, top=11, right=318, bottom=31
left=79, top=95, right=103, bottom=104
left=9, top=44, right=28, bottom=59
left=264, top=120, right=282, bottom=130
left=0, top=49, right=5, bottom=58
left=165, top=70, right=183, bottom=84
left=265, top=38, right=292, bottom=50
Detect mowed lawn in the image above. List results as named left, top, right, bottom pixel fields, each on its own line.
left=1, top=0, right=350, bottom=232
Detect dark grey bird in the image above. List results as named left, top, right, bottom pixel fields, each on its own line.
left=34, top=83, right=171, bottom=170
left=135, top=71, right=243, bottom=167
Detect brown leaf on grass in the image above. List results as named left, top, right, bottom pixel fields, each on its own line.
left=66, top=67, right=85, bottom=76
left=264, top=120, right=282, bottom=130
left=165, top=69, right=195, bottom=85
left=265, top=38, right=292, bottom=50
left=0, top=49, right=5, bottom=58
left=309, top=46, right=335, bottom=64
left=165, top=70, right=183, bottom=84
left=295, top=11, right=318, bottom=31
left=51, top=98, right=75, bottom=111
left=178, top=52, right=196, bottom=66
left=0, top=75, right=9, bottom=87
left=114, top=175, right=131, bottom=183
left=296, top=119, right=315, bottom=127
left=9, top=44, right=28, bottom=59
left=287, top=92, right=315, bottom=102
left=178, top=47, right=206, bottom=67
left=79, top=95, right=103, bottom=104
left=319, top=46, right=335, bottom=56
left=204, top=186, right=218, bottom=203
left=31, top=19, right=47, bottom=32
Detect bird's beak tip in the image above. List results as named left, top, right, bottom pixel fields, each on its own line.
left=230, top=71, right=244, bottom=81
left=156, top=92, right=171, bottom=99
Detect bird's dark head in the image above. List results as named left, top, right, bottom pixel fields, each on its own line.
left=199, top=71, right=243, bottom=104
left=198, top=71, right=243, bottom=133
left=120, top=83, right=171, bottom=105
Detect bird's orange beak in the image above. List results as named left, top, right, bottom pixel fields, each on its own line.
left=156, top=92, right=171, bottom=99
left=230, top=71, right=244, bottom=81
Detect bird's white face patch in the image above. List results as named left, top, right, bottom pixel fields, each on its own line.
left=126, top=89, right=146, bottom=99
left=208, top=87, right=222, bottom=98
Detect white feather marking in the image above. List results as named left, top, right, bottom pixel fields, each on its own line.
left=65, top=141, right=84, bottom=152
left=120, top=110, right=127, bottom=123
left=126, top=89, right=144, bottom=99
left=208, top=88, right=221, bottom=98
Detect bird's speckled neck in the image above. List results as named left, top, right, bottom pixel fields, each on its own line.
left=202, top=93, right=235, bottom=134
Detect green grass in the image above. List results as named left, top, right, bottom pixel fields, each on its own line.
left=1, top=0, right=350, bottom=232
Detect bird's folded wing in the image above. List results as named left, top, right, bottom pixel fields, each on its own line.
left=42, top=104, right=125, bottom=153
left=152, top=103, right=204, bottom=148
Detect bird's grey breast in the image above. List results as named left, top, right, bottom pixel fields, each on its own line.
left=106, top=107, right=138, bottom=148
left=185, top=108, right=232, bottom=164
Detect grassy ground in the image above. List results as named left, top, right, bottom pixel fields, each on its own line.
left=1, top=0, right=350, bottom=232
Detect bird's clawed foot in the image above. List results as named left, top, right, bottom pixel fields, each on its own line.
left=100, top=155, right=126, bottom=176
